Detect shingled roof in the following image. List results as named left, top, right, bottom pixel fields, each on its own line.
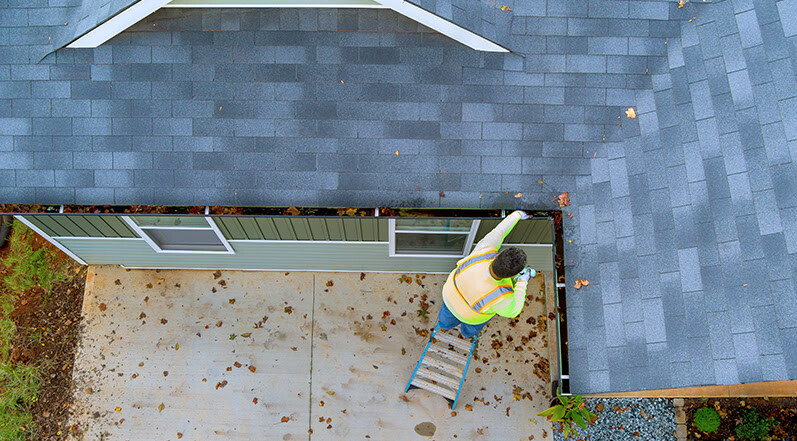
left=1, top=0, right=795, bottom=393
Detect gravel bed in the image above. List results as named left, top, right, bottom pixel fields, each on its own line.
left=551, top=398, right=677, bottom=441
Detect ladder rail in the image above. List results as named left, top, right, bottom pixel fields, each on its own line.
left=405, top=324, right=439, bottom=393
left=452, top=335, right=478, bottom=409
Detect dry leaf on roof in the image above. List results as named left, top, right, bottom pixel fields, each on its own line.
left=556, top=192, right=571, bottom=208
left=514, top=193, right=522, bottom=198
left=625, top=107, right=636, bottom=119
left=678, top=0, right=686, bottom=7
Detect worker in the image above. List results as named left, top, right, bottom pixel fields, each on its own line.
left=437, top=210, right=536, bottom=338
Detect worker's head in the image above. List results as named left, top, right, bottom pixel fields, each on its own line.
left=491, top=247, right=527, bottom=279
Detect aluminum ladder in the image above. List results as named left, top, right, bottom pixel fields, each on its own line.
left=404, top=324, right=477, bottom=409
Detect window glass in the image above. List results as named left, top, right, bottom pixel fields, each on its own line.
left=132, top=216, right=210, bottom=228
left=394, top=233, right=467, bottom=255
left=145, top=229, right=227, bottom=252
left=394, top=218, right=472, bottom=232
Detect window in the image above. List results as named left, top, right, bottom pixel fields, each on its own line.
left=388, top=218, right=480, bottom=258
left=122, top=216, right=234, bottom=254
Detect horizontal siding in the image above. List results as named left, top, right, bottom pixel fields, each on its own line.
left=214, top=217, right=388, bottom=241
left=474, top=218, right=552, bottom=244
left=54, top=239, right=553, bottom=272
left=23, top=215, right=137, bottom=238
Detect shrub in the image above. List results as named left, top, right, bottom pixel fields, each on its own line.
left=735, top=408, right=778, bottom=440
left=694, top=407, right=721, bottom=433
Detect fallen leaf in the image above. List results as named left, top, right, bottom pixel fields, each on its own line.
left=216, top=381, right=228, bottom=389
left=286, top=206, right=300, bottom=216
left=156, top=278, right=164, bottom=284
left=284, top=306, right=293, bottom=314
left=556, top=192, right=571, bottom=208
left=229, top=334, right=237, bottom=340
left=163, top=371, right=168, bottom=377
left=395, top=150, right=399, bottom=156
left=281, top=416, right=290, bottom=423
left=177, top=433, right=182, bottom=439
left=241, top=333, right=251, bottom=338
left=174, top=343, right=179, bottom=350
left=158, top=403, right=165, bottom=412
left=514, top=193, right=522, bottom=198
left=327, top=391, right=335, bottom=396
left=253, top=398, right=258, bottom=404
left=574, top=279, right=583, bottom=289
left=99, top=303, right=106, bottom=311
left=234, top=362, right=242, bottom=368
left=360, top=272, right=366, bottom=280
left=537, top=180, right=544, bottom=185
left=213, top=270, right=222, bottom=279
left=678, top=0, right=686, bottom=7
left=216, top=321, right=223, bottom=327
left=115, top=407, right=121, bottom=413
left=581, top=279, right=589, bottom=286
left=114, top=279, right=121, bottom=285
left=319, top=401, right=325, bottom=407
left=146, top=283, right=153, bottom=289
left=161, top=318, right=168, bottom=325
left=625, top=107, right=636, bottom=119
left=465, top=404, right=473, bottom=411
left=439, top=191, right=446, bottom=197
left=326, top=280, right=334, bottom=287
left=249, top=365, right=256, bottom=373
left=229, top=298, right=235, bottom=304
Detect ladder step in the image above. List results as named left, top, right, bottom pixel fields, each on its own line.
left=434, top=332, right=472, bottom=351
left=422, top=356, right=464, bottom=378
left=417, top=367, right=460, bottom=390
left=428, top=344, right=467, bottom=365
left=410, top=378, right=457, bottom=401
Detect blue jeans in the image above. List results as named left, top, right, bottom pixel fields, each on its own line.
left=437, top=302, right=488, bottom=338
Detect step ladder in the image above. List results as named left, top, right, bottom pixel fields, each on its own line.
left=404, top=324, right=477, bottom=409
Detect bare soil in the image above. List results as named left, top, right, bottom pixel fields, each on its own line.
left=1, top=226, right=86, bottom=440
left=684, top=397, right=797, bottom=441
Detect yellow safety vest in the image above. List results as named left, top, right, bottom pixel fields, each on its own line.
left=442, top=250, right=515, bottom=325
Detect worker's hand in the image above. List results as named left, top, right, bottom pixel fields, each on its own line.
left=517, top=210, right=531, bottom=220
left=516, top=267, right=535, bottom=282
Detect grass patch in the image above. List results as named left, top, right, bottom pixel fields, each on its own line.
left=2, top=222, right=67, bottom=294
left=0, top=220, right=65, bottom=440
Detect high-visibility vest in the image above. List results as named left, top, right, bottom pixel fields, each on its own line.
left=441, top=250, right=515, bottom=325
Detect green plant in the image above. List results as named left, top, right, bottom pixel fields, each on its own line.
left=734, top=408, right=778, bottom=440
left=536, top=388, right=596, bottom=439
left=694, top=406, right=721, bottom=433
left=1, top=221, right=66, bottom=293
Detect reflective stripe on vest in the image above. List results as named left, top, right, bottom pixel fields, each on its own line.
left=473, top=284, right=514, bottom=312
left=451, top=251, right=510, bottom=315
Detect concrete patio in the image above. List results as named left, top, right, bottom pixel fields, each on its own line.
left=68, top=266, right=556, bottom=440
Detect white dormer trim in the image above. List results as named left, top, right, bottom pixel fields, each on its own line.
left=66, top=0, right=508, bottom=52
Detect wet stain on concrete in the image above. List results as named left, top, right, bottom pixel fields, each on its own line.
left=414, top=422, right=436, bottom=436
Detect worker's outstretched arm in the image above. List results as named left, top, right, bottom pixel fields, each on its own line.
left=472, top=210, right=527, bottom=253
left=493, top=278, right=528, bottom=318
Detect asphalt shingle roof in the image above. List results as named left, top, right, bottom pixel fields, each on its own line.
left=1, top=0, right=796, bottom=393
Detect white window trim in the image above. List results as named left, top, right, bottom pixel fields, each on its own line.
left=122, top=216, right=235, bottom=254
left=13, top=215, right=88, bottom=265
left=388, top=219, right=480, bottom=258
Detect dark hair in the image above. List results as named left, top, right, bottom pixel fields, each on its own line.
left=491, top=247, right=527, bottom=279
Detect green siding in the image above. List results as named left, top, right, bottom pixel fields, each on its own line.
left=54, top=239, right=553, bottom=272
left=474, top=218, right=552, bottom=244
left=23, top=215, right=137, bottom=238
left=214, top=217, right=390, bottom=242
